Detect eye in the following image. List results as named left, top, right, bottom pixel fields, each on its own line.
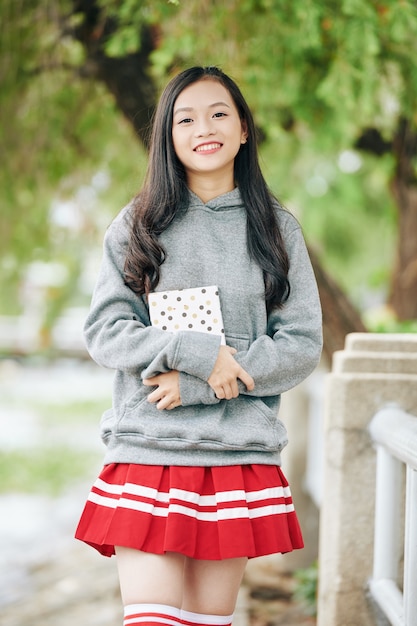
left=178, top=117, right=193, bottom=124
left=213, top=111, right=227, bottom=118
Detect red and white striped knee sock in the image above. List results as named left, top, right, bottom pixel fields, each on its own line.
left=123, top=603, right=182, bottom=626
left=181, top=609, right=234, bottom=626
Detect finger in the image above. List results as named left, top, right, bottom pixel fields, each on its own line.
left=147, top=388, right=162, bottom=403
left=230, top=380, right=239, bottom=398
left=156, top=397, right=171, bottom=410
left=143, top=376, right=158, bottom=387
left=223, top=382, right=239, bottom=400
left=214, top=386, right=226, bottom=400
left=158, top=397, right=178, bottom=410
left=238, top=369, right=255, bottom=391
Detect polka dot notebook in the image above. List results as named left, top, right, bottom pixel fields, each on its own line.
left=149, top=285, right=226, bottom=344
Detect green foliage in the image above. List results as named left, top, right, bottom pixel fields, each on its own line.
left=98, top=0, right=178, bottom=57
left=146, top=0, right=417, bottom=141
left=259, top=135, right=397, bottom=306
left=2, top=0, right=417, bottom=328
left=0, top=0, right=148, bottom=318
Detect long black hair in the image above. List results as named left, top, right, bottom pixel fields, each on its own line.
left=124, top=66, right=290, bottom=311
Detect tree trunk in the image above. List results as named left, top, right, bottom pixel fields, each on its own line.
left=389, top=119, right=417, bottom=320
left=72, top=0, right=157, bottom=148
left=308, top=248, right=367, bottom=362
left=356, top=120, right=417, bottom=321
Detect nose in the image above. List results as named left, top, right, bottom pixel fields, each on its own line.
left=194, top=118, right=216, bottom=137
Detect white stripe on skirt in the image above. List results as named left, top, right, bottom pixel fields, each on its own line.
left=87, top=478, right=295, bottom=520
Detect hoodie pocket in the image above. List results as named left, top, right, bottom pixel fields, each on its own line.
left=100, top=407, right=116, bottom=444
left=112, top=387, right=286, bottom=454
left=99, top=384, right=149, bottom=444
left=243, top=397, right=288, bottom=451
left=225, top=333, right=250, bottom=352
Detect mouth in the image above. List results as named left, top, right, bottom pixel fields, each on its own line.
left=194, top=142, right=223, bottom=153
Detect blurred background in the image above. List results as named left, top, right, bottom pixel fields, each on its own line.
left=1, top=1, right=416, bottom=624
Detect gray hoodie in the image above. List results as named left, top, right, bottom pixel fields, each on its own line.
left=84, top=188, right=322, bottom=467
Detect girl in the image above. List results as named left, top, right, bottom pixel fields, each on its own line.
left=75, top=66, right=322, bottom=626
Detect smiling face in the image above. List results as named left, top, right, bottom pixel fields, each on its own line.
left=171, top=79, right=248, bottom=194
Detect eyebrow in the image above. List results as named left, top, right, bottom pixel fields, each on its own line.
left=173, top=101, right=231, bottom=117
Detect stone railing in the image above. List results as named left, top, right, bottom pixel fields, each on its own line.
left=317, top=333, right=417, bottom=626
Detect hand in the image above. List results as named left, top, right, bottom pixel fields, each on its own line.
left=143, top=370, right=181, bottom=410
left=208, top=345, right=255, bottom=400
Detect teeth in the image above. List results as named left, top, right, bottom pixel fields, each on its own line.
left=195, top=143, right=221, bottom=152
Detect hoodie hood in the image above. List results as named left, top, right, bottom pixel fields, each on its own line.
left=187, top=187, right=244, bottom=212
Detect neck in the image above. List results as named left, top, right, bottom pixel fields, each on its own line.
left=186, top=172, right=235, bottom=203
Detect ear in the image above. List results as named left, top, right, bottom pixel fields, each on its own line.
left=240, top=120, right=248, bottom=144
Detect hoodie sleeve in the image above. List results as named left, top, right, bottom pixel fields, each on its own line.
left=234, top=223, right=323, bottom=397
left=178, top=372, right=220, bottom=406
left=83, top=210, right=221, bottom=381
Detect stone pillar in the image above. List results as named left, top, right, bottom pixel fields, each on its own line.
left=317, top=333, right=417, bottom=626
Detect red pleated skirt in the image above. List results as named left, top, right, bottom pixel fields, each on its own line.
left=75, top=463, right=303, bottom=560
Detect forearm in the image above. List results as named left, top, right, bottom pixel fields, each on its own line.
left=234, top=329, right=323, bottom=397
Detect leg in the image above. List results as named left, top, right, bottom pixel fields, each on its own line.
left=116, top=546, right=185, bottom=606
left=116, top=547, right=186, bottom=626
left=115, top=547, right=247, bottom=625
left=182, top=557, right=247, bottom=615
